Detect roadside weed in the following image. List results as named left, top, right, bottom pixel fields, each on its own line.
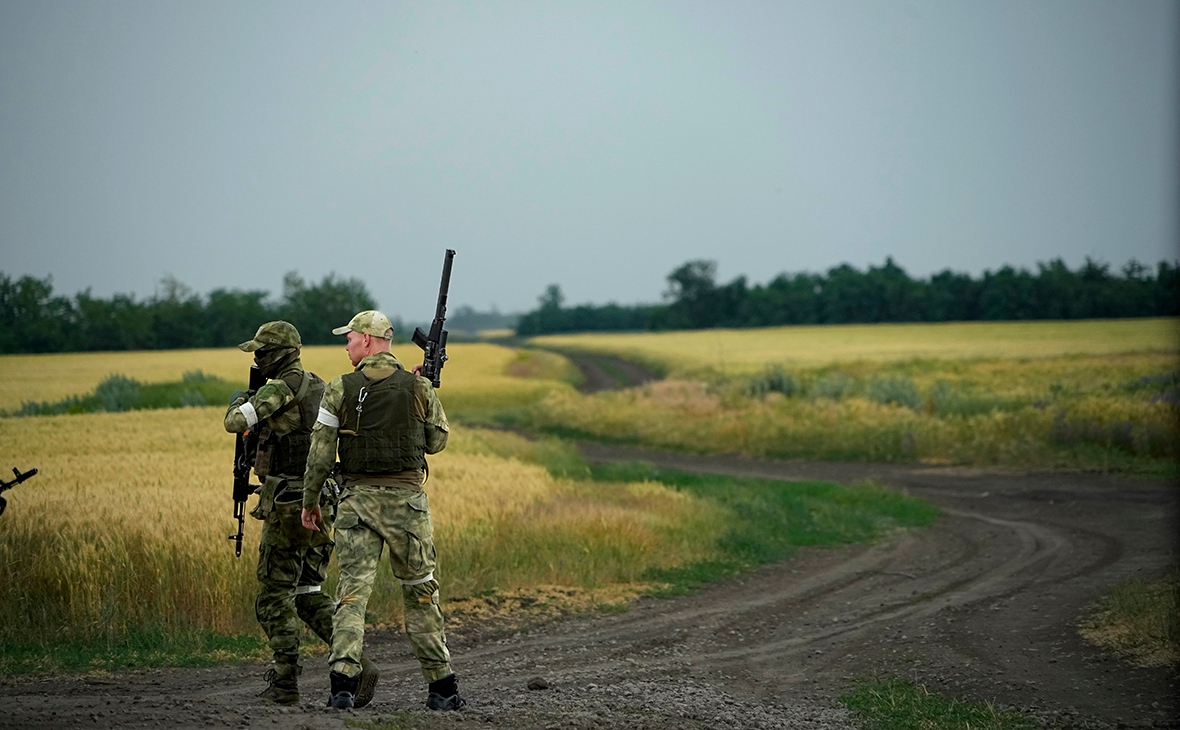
left=1078, top=568, right=1180, bottom=668
left=840, top=677, right=1038, bottom=730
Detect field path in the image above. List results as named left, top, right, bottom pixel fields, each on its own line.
left=4, top=448, right=1177, bottom=729
left=546, top=349, right=660, bottom=392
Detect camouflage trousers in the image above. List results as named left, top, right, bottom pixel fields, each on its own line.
left=330, top=478, right=453, bottom=683
left=255, top=480, right=336, bottom=673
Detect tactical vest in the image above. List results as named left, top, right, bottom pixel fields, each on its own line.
left=337, top=368, right=427, bottom=473
left=261, top=369, right=325, bottom=479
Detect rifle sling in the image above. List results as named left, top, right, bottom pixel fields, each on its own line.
left=268, top=370, right=311, bottom=422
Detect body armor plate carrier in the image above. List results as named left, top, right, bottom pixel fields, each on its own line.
left=338, top=369, right=427, bottom=474
left=264, top=369, right=325, bottom=479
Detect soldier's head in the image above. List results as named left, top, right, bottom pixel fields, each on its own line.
left=238, top=321, right=302, bottom=375
left=332, top=310, right=394, bottom=366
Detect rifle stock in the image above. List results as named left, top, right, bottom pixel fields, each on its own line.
left=413, top=249, right=455, bottom=388
left=229, top=366, right=266, bottom=557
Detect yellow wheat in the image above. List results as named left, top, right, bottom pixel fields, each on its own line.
left=0, top=342, right=575, bottom=413
left=0, top=407, right=720, bottom=645
left=529, top=318, right=1180, bottom=378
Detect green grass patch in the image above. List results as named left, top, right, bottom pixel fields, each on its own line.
left=587, top=462, right=940, bottom=595
left=840, top=677, right=1038, bottom=730
left=453, top=428, right=590, bottom=479
left=10, top=370, right=240, bottom=416
left=0, top=630, right=267, bottom=675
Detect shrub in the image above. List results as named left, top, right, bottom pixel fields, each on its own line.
left=929, top=380, right=1029, bottom=417
left=745, top=366, right=801, bottom=398
left=811, top=371, right=857, bottom=400
left=182, top=369, right=215, bottom=383
left=865, top=375, right=923, bottom=410
left=94, top=375, right=142, bottom=412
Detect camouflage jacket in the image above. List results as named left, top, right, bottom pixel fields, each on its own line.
left=302, top=351, right=449, bottom=509
left=223, top=360, right=307, bottom=437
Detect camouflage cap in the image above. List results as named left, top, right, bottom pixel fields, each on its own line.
left=331, top=310, right=394, bottom=340
left=237, top=321, right=302, bottom=352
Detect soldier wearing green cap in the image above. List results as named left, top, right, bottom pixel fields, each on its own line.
left=224, top=321, right=377, bottom=706
left=301, top=310, right=464, bottom=711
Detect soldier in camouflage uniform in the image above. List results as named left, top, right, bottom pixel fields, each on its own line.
left=301, top=310, right=464, bottom=711
left=224, top=321, right=377, bottom=706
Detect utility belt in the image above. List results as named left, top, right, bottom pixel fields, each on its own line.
left=273, top=477, right=306, bottom=504
left=251, top=475, right=339, bottom=519
left=340, top=469, right=425, bottom=491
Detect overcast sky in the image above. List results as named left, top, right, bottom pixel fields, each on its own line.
left=2, top=0, right=1177, bottom=320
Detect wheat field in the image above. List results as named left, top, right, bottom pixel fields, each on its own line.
left=523, top=320, right=1179, bottom=471
left=528, top=318, right=1180, bottom=378
left=0, top=403, right=723, bottom=649
left=0, top=342, right=578, bottom=414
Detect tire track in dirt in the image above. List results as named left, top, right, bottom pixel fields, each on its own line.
left=546, top=350, right=660, bottom=393
left=559, top=443, right=1179, bottom=727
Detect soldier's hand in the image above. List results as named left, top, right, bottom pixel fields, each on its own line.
left=228, top=390, right=249, bottom=406
left=412, top=365, right=424, bottom=376
left=301, top=505, right=323, bottom=532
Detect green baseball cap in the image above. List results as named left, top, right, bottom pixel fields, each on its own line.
left=238, top=321, right=302, bottom=352
left=332, top=310, right=394, bottom=340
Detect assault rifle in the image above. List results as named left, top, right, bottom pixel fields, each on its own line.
left=412, top=248, right=455, bottom=388
left=0, top=466, right=38, bottom=517
left=229, top=366, right=266, bottom=557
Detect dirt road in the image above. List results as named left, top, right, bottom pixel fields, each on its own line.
left=5, top=443, right=1176, bottom=729
left=564, top=351, right=660, bottom=393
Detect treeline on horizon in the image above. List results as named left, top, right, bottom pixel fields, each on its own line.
left=0, top=270, right=522, bottom=355
left=515, top=257, right=1180, bottom=336
left=0, top=271, right=381, bottom=354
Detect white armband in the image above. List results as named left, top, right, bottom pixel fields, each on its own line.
left=239, top=402, right=259, bottom=428
left=316, top=407, right=340, bottom=428
left=402, top=572, right=435, bottom=586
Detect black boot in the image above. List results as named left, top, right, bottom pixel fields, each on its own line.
left=355, top=655, right=380, bottom=708
left=328, top=671, right=360, bottom=709
left=258, top=664, right=300, bottom=705
left=425, top=674, right=466, bottom=711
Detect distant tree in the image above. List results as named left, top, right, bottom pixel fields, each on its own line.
left=738, top=272, right=823, bottom=326
left=0, top=273, right=74, bottom=353
left=279, top=272, right=377, bottom=345
left=1155, top=262, right=1180, bottom=316
left=664, top=260, right=719, bottom=329
left=1116, top=259, right=1155, bottom=317
left=863, top=257, right=923, bottom=322
left=539, top=284, right=564, bottom=310
left=447, top=305, right=520, bottom=336
left=74, top=290, right=152, bottom=351
left=515, top=285, right=565, bottom=335
left=819, top=263, right=872, bottom=323
left=205, top=288, right=275, bottom=347
left=151, top=276, right=208, bottom=350
left=926, top=269, right=979, bottom=321
left=979, top=266, right=1038, bottom=320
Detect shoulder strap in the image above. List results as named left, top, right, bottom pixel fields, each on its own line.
left=271, top=370, right=312, bottom=419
